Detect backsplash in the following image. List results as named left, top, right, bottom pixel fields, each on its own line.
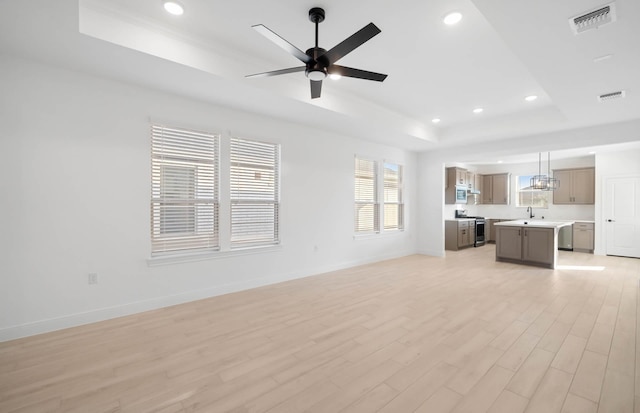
left=445, top=201, right=594, bottom=221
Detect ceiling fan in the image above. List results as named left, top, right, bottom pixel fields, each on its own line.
left=246, top=7, right=388, bottom=99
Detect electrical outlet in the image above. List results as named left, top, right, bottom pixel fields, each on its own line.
left=88, top=273, right=98, bottom=285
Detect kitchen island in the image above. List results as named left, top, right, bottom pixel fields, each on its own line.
left=494, top=220, right=573, bottom=269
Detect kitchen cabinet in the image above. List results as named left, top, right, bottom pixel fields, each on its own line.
left=522, top=227, right=555, bottom=265
left=445, top=167, right=469, bottom=204
left=466, top=171, right=476, bottom=191
left=481, top=173, right=510, bottom=205
left=495, top=226, right=522, bottom=260
left=445, top=219, right=475, bottom=251
left=496, top=224, right=556, bottom=268
left=573, top=222, right=594, bottom=252
left=460, top=220, right=475, bottom=247
left=481, top=175, right=492, bottom=204
left=553, top=168, right=595, bottom=204
left=487, top=219, right=496, bottom=242
left=446, top=167, right=467, bottom=187
left=487, top=218, right=509, bottom=242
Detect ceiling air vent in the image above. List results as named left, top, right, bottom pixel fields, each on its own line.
left=598, top=90, right=625, bottom=102
left=569, top=3, right=616, bottom=34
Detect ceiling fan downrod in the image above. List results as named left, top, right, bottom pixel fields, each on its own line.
left=306, top=8, right=328, bottom=81
left=309, top=7, right=325, bottom=49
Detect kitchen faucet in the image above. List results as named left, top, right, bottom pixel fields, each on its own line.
left=526, top=206, right=535, bottom=219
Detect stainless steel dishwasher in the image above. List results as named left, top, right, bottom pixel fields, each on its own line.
left=558, top=224, right=573, bottom=251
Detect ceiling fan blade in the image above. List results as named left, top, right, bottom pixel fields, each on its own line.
left=322, top=23, right=381, bottom=64
left=246, top=66, right=306, bottom=78
left=310, top=80, right=322, bottom=99
left=252, top=24, right=313, bottom=64
left=329, top=65, right=387, bottom=82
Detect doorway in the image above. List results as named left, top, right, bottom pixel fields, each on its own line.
left=603, top=176, right=640, bottom=258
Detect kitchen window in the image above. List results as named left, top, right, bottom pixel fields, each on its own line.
left=516, top=174, right=549, bottom=208
left=151, top=125, right=220, bottom=255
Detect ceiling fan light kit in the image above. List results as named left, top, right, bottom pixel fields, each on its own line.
left=247, top=7, right=388, bottom=99
left=162, top=1, right=184, bottom=16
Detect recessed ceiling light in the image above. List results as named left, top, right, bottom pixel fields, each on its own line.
left=329, top=74, right=341, bottom=80
left=525, top=95, right=538, bottom=102
left=432, top=118, right=441, bottom=124
left=443, top=12, right=463, bottom=25
left=497, top=160, right=504, bottom=164
left=589, top=151, right=596, bottom=154
left=473, top=107, right=483, bottom=114
left=163, top=1, right=184, bottom=15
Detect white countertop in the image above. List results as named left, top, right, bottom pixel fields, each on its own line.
left=485, top=217, right=595, bottom=223
left=494, top=219, right=574, bottom=229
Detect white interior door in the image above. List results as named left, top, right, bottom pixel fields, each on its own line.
left=604, top=176, right=640, bottom=258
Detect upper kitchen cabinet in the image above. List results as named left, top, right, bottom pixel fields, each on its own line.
left=553, top=167, right=595, bottom=204
left=449, top=167, right=467, bottom=187
left=481, top=173, right=510, bottom=205
left=465, top=171, right=477, bottom=191
left=445, top=167, right=469, bottom=204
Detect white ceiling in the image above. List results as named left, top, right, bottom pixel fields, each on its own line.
left=1, top=0, right=639, bottom=161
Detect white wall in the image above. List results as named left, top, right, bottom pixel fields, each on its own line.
left=0, top=56, right=418, bottom=340
left=417, top=152, right=445, bottom=256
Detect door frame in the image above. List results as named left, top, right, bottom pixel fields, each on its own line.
left=600, top=174, right=640, bottom=258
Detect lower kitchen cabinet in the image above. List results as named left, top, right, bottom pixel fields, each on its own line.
left=487, top=219, right=509, bottom=243
left=522, top=227, right=555, bottom=265
left=496, top=226, right=555, bottom=267
left=445, top=219, right=475, bottom=251
left=495, top=226, right=521, bottom=259
left=573, top=222, right=594, bottom=252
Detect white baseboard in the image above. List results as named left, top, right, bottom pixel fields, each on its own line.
left=417, top=248, right=445, bottom=257
left=0, top=249, right=416, bottom=342
left=0, top=280, right=258, bottom=342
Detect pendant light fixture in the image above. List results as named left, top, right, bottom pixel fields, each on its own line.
left=541, top=152, right=559, bottom=191
left=530, top=152, right=547, bottom=190
left=530, top=152, right=560, bottom=191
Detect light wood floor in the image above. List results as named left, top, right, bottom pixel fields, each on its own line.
left=1, top=246, right=639, bottom=413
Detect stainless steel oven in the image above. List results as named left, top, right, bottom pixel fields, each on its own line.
left=474, top=218, right=486, bottom=247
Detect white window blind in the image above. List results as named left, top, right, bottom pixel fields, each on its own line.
left=151, top=125, right=219, bottom=255
left=383, top=162, right=404, bottom=230
left=230, top=137, right=280, bottom=248
left=354, top=157, right=379, bottom=233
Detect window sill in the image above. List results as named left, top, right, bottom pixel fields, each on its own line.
left=147, top=244, right=283, bottom=267
left=353, top=229, right=405, bottom=240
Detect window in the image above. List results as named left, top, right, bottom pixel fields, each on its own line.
left=354, top=157, right=380, bottom=233
left=383, top=162, right=404, bottom=230
left=230, top=137, right=280, bottom=248
left=151, top=125, right=219, bottom=255
left=516, top=175, right=550, bottom=208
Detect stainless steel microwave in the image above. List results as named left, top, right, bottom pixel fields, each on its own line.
left=455, top=185, right=468, bottom=203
